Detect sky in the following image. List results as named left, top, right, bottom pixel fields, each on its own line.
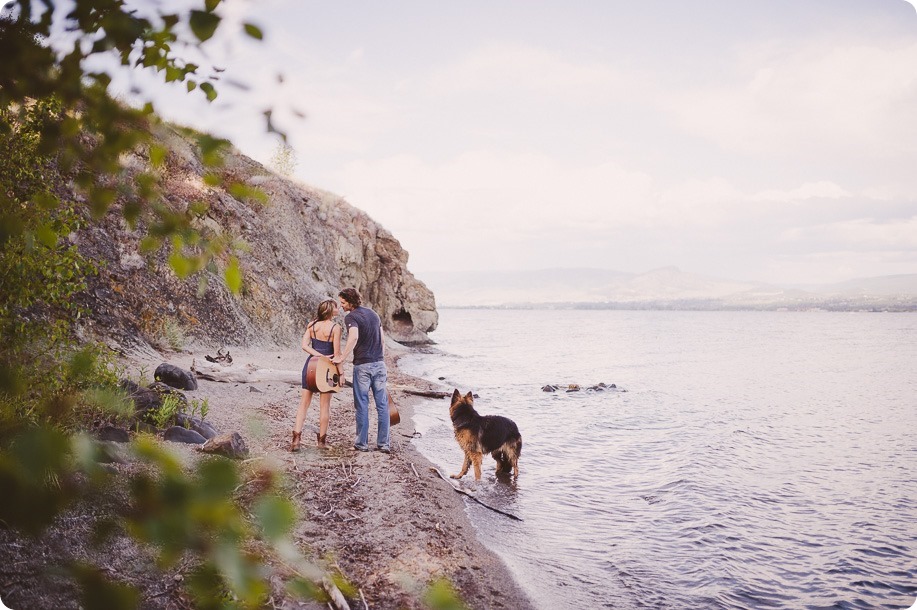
left=111, top=0, right=917, bottom=285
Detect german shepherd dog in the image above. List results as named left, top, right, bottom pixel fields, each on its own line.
left=449, top=389, right=522, bottom=480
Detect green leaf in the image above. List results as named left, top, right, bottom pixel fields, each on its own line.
left=224, top=257, right=242, bottom=294
left=189, top=201, right=210, bottom=216
left=243, top=23, right=263, bottom=40
left=165, top=65, right=183, bottom=82
left=189, top=10, right=221, bottom=42
left=140, top=236, right=162, bottom=253
left=168, top=252, right=193, bottom=278
left=149, top=144, right=168, bottom=167
left=72, top=563, right=140, bottom=610
left=205, top=0, right=222, bottom=11
left=254, top=496, right=295, bottom=541
left=199, top=82, right=217, bottom=102
left=228, top=182, right=268, bottom=205
left=34, top=192, right=60, bottom=210
left=36, top=224, right=58, bottom=248
left=186, top=80, right=197, bottom=92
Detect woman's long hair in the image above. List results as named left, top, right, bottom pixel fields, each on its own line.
left=314, top=299, right=337, bottom=322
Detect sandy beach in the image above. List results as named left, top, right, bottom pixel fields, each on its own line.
left=121, top=340, right=536, bottom=610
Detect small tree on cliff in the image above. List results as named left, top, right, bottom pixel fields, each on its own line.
left=270, top=140, right=299, bottom=177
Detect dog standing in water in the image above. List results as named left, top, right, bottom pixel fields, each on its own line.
left=449, top=389, right=522, bottom=480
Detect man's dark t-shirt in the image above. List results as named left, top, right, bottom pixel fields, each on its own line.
left=345, top=306, right=384, bottom=365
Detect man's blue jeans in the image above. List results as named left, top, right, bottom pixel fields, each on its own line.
left=352, top=361, right=390, bottom=450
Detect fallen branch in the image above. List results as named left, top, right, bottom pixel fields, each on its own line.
left=322, top=576, right=351, bottom=610
left=428, top=467, right=523, bottom=521
left=191, top=360, right=300, bottom=385
left=410, top=463, right=420, bottom=479
left=402, top=389, right=449, bottom=399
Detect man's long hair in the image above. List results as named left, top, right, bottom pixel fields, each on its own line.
left=339, top=287, right=362, bottom=308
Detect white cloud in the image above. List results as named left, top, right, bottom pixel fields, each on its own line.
left=751, top=181, right=851, bottom=202
left=666, top=39, right=917, bottom=158
left=787, top=216, right=917, bottom=248
left=428, top=42, right=631, bottom=103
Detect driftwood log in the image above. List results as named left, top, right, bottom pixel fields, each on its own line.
left=429, top=467, right=523, bottom=521
left=191, top=360, right=300, bottom=386
left=393, top=387, right=449, bottom=399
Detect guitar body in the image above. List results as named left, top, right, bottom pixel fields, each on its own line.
left=305, top=356, right=344, bottom=393
left=389, top=396, right=400, bottom=426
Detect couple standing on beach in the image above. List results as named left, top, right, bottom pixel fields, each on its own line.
left=290, top=287, right=391, bottom=453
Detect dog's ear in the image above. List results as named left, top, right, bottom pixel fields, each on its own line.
left=451, top=389, right=461, bottom=404
left=464, top=391, right=474, bottom=403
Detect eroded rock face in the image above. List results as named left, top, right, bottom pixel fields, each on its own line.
left=74, top=124, right=438, bottom=348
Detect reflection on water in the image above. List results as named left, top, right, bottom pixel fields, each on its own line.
left=402, top=310, right=917, bottom=610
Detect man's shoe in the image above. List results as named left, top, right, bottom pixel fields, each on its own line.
left=352, top=444, right=369, bottom=452
left=376, top=446, right=391, bottom=454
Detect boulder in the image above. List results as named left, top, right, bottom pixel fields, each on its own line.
left=154, top=363, right=198, bottom=390
left=541, top=385, right=556, bottom=392
left=120, top=379, right=162, bottom=418
left=198, top=432, right=249, bottom=459
left=94, top=441, right=129, bottom=464
left=148, top=382, right=189, bottom=407
left=96, top=426, right=130, bottom=443
left=175, top=413, right=218, bottom=440
left=163, top=426, right=207, bottom=444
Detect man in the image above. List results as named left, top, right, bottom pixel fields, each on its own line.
left=332, top=287, right=390, bottom=453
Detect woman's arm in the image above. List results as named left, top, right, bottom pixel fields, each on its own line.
left=333, top=326, right=358, bottom=364
left=332, top=324, right=342, bottom=358
left=301, top=322, right=323, bottom=357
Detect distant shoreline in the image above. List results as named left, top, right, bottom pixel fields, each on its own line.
left=436, top=300, right=917, bottom=312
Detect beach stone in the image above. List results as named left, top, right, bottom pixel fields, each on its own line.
left=97, top=425, right=130, bottom=442
left=175, top=413, right=218, bottom=439
left=542, top=385, right=556, bottom=392
left=198, top=432, right=249, bottom=459
left=120, top=379, right=162, bottom=417
left=148, top=382, right=188, bottom=407
left=94, top=441, right=128, bottom=464
left=163, top=426, right=207, bottom=444
left=155, top=363, right=198, bottom=390
left=566, top=384, right=581, bottom=392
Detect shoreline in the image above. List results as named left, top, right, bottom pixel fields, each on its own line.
left=126, top=341, right=535, bottom=609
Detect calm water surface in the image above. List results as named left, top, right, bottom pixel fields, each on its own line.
left=399, top=310, right=917, bottom=610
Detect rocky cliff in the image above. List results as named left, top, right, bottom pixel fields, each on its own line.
left=74, top=123, right=438, bottom=349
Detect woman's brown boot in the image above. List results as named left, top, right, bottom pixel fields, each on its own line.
left=316, top=433, right=327, bottom=449
left=290, top=431, right=302, bottom=452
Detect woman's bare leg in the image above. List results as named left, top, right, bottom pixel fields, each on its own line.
left=295, top=389, right=313, bottom=433
left=317, top=392, right=331, bottom=446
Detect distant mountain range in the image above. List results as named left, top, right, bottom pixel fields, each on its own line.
left=416, top=268, right=917, bottom=311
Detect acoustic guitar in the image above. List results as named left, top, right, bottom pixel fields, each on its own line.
left=304, top=356, right=344, bottom=393
left=388, top=394, right=401, bottom=426
left=306, top=357, right=400, bottom=425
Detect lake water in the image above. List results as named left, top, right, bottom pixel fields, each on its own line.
left=399, top=309, right=917, bottom=610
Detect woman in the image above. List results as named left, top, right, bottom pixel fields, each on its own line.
left=291, top=299, right=342, bottom=451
